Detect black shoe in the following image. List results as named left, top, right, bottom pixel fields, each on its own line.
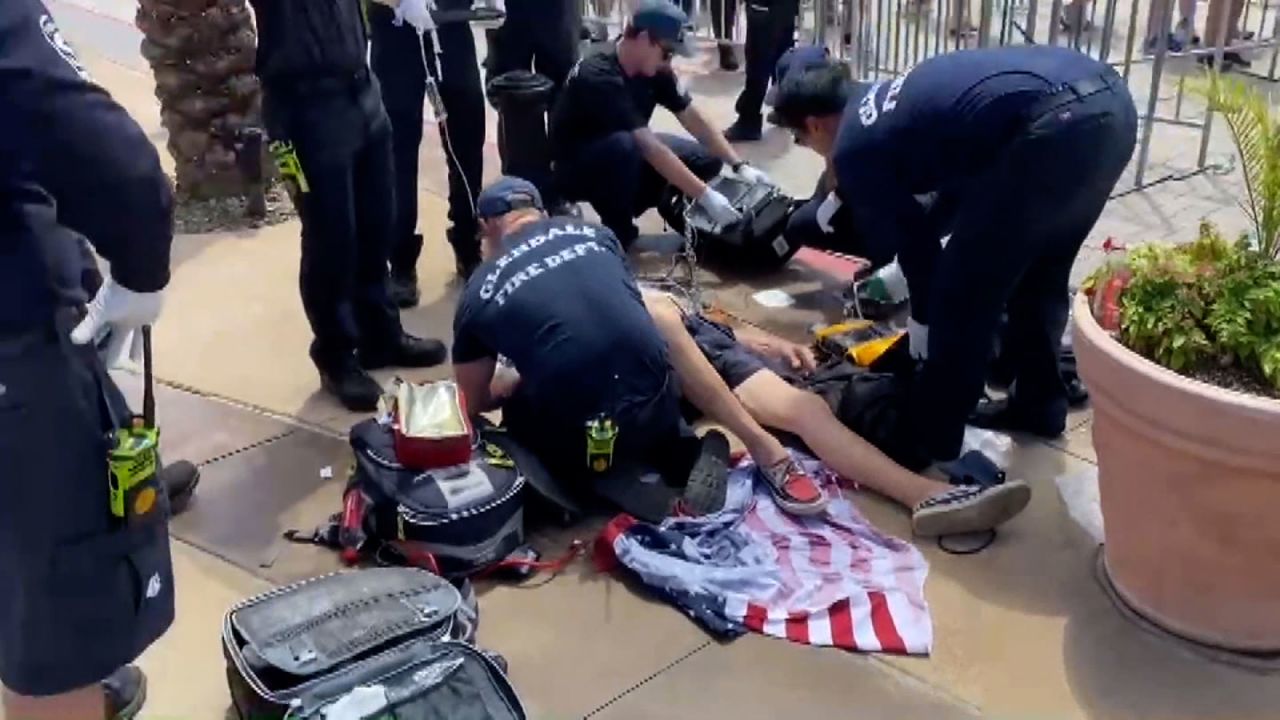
left=319, top=362, right=384, bottom=412
left=1199, top=51, right=1252, bottom=69
left=388, top=269, right=420, bottom=309
left=969, top=396, right=1066, bottom=438
left=724, top=118, right=763, bottom=143
left=679, top=430, right=731, bottom=516
left=717, top=41, right=739, bottom=71
left=548, top=201, right=582, bottom=218
left=160, top=460, right=200, bottom=515
left=104, top=665, right=147, bottom=720
left=360, top=333, right=448, bottom=371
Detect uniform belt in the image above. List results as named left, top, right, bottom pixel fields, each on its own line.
left=1026, top=73, right=1119, bottom=120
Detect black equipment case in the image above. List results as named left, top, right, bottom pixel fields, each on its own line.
left=684, top=175, right=798, bottom=270
left=223, top=567, right=525, bottom=720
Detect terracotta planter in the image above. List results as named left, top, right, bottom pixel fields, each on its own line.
left=1072, top=293, right=1280, bottom=651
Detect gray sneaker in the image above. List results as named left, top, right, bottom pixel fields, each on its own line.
left=911, top=481, right=1031, bottom=537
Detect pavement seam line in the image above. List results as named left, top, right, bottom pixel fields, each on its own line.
left=581, top=640, right=714, bottom=718
left=196, top=429, right=298, bottom=468
left=153, top=376, right=349, bottom=439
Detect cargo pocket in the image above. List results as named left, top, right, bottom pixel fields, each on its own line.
left=50, top=523, right=177, bottom=665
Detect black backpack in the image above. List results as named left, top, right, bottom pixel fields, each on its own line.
left=347, top=419, right=536, bottom=579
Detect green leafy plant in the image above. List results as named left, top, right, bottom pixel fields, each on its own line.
left=1199, top=72, right=1280, bottom=260
left=1087, top=222, right=1280, bottom=391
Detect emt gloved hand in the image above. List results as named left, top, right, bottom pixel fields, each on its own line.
left=697, top=186, right=743, bottom=226
left=394, top=0, right=437, bottom=33
left=70, top=278, right=163, bottom=367
left=734, top=163, right=773, bottom=187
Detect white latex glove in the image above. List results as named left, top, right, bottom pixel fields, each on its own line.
left=815, top=192, right=841, bottom=233
left=907, top=318, right=929, bottom=361
left=70, top=278, right=163, bottom=366
left=395, top=0, right=436, bottom=33
left=735, top=163, right=773, bottom=187
left=697, top=187, right=742, bottom=226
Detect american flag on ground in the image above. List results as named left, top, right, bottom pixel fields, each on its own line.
left=595, top=456, right=933, bottom=655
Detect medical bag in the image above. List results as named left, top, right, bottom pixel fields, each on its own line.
left=349, top=419, right=532, bottom=579
left=682, top=175, right=798, bottom=270
left=223, top=567, right=526, bottom=720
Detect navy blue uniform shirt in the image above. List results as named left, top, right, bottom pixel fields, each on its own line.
left=550, top=47, right=693, bottom=161
left=832, top=45, right=1113, bottom=323
left=1, top=0, right=173, bottom=333
left=452, top=217, right=671, bottom=427
left=249, top=0, right=369, bottom=83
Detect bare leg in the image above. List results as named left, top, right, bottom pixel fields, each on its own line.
left=1205, top=0, right=1244, bottom=46
left=733, top=371, right=951, bottom=508
left=643, top=296, right=790, bottom=467
left=4, top=685, right=105, bottom=720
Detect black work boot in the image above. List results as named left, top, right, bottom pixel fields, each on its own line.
left=319, top=360, right=384, bottom=412
left=388, top=269, right=420, bottom=309
left=104, top=665, right=147, bottom=720
left=160, top=460, right=200, bottom=515
left=969, top=396, right=1066, bottom=438
left=717, top=40, right=739, bottom=70
left=360, top=333, right=448, bottom=371
left=724, top=116, right=763, bottom=143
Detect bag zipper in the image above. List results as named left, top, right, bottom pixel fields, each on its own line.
left=290, top=640, right=527, bottom=720
left=398, top=475, right=525, bottom=526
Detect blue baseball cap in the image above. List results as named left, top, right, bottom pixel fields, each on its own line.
left=765, top=45, right=833, bottom=106
left=630, top=0, right=695, bottom=57
left=476, top=176, right=544, bottom=220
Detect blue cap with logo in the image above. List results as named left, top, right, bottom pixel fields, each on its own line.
left=476, top=176, right=544, bottom=220
left=765, top=44, right=833, bottom=106
left=630, top=0, right=695, bottom=57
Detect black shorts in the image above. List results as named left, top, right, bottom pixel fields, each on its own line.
left=500, top=372, right=700, bottom=521
left=682, top=312, right=772, bottom=389
left=0, top=318, right=175, bottom=696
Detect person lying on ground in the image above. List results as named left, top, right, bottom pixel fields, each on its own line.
left=450, top=176, right=828, bottom=520
left=640, top=291, right=1032, bottom=537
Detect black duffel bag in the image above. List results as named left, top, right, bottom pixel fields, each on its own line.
left=801, top=353, right=933, bottom=473
left=224, top=567, right=525, bottom=720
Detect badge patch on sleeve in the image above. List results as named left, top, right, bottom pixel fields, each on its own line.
left=40, top=13, right=91, bottom=81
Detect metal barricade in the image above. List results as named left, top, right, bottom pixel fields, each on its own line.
left=795, top=0, right=1280, bottom=188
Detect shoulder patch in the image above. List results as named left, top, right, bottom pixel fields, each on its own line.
left=40, top=13, right=91, bottom=82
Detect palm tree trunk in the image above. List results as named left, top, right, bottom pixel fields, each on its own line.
left=136, top=0, right=267, bottom=202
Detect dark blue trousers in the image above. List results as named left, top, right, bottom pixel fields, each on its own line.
left=555, top=132, right=723, bottom=247
left=734, top=0, right=799, bottom=124
left=369, top=5, right=486, bottom=271
left=0, top=312, right=174, bottom=696
left=913, top=83, right=1138, bottom=460
left=262, top=77, right=403, bottom=370
left=783, top=174, right=863, bottom=255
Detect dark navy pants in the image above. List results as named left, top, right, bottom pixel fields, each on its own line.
left=555, top=132, right=723, bottom=247
left=680, top=0, right=739, bottom=39
left=0, top=312, right=174, bottom=696
left=262, top=76, right=403, bottom=371
left=369, top=5, right=486, bottom=272
left=734, top=0, right=799, bottom=124
left=913, top=80, right=1138, bottom=460
left=783, top=174, right=864, bottom=255
left=485, top=0, right=580, bottom=98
